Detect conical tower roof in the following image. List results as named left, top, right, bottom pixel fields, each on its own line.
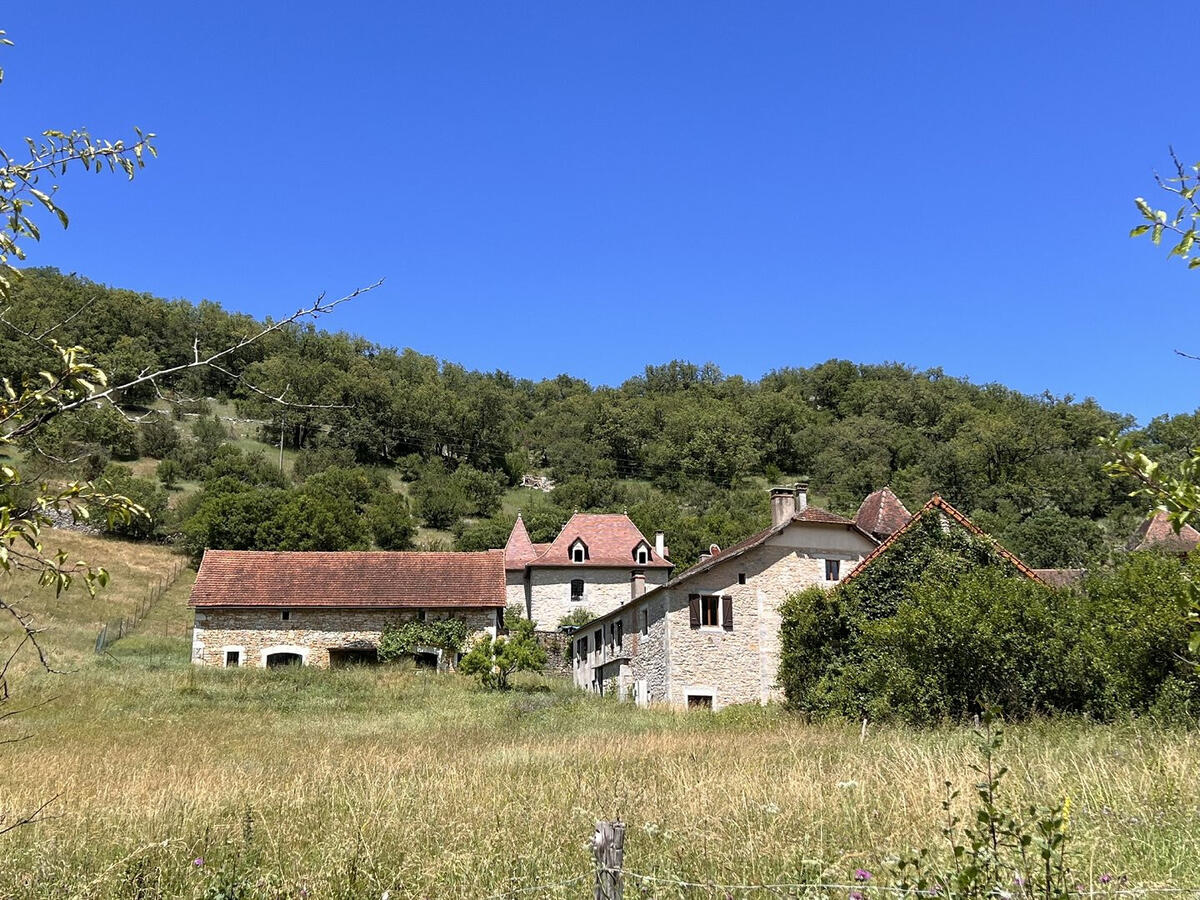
left=854, top=487, right=912, bottom=541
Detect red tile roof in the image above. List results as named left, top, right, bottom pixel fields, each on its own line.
left=854, top=487, right=912, bottom=540
left=1127, top=511, right=1200, bottom=554
left=189, top=550, right=507, bottom=609
left=843, top=495, right=1043, bottom=585
left=1033, top=568, right=1087, bottom=588
left=504, top=515, right=539, bottom=570
left=529, top=513, right=671, bottom=568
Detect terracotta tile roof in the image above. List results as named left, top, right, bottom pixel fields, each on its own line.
left=189, top=550, right=507, bottom=609
left=854, top=487, right=912, bottom=540
left=1033, top=568, right=1087, bottom=588
left=843, top=495, right=1044, bottom=585
left=529, top=513, right=671, bottom=568
left=1127, top=511, right=1200, bottom=554
left=504, top=515, right=539, bottom=570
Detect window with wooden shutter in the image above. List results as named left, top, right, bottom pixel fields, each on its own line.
left=688, top=594, right=701, bottom=628
left=721, top=594, right=733, bottom=629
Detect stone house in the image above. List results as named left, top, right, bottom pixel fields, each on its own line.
left=1127, top=510, right=1200, bottom=556
left=503, top=512, right=672, bottom=628
left=189, top=550, right=506, bottom=668
left=570, top=484, right=886, bottom=710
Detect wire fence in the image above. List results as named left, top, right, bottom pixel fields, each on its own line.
left=94, top=558, right=187, bottom=653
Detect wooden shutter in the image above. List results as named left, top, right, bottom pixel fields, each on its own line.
left=688, top=594, right=701, bottom=628
left=721, top=594, right=733, bottom=629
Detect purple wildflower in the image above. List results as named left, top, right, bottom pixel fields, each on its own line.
left=193, top=857, right=204, bottom=867
left=1014, top=876, right=1025, bottom=887
left=855, top=869, right=873, bottom=882
left=1099, top=875, right=1113, bottom=885
left=850, top=892, right=864, bottom=900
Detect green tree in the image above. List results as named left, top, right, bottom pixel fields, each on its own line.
left=98, top=464, right=168, bottom=540
left=458, top=617, right=547, bottom=690
left=156, top=457, right=181, bottom=490
left=366, top=491, right=417, bottom=550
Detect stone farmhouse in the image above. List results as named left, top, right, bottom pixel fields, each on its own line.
left=503, top=512, right=672, bottom=627
left=568, top=489, right=1061, bottom=710
left=190, top=550, right=507, bottom=668
left=569, top=483, right=894, bottom=709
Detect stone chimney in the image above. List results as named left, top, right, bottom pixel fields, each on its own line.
left=795, top=481, right=809, bottom=512
left=654, top=531, right=666, bottom=558
left=770, top=486, right=797, bottom=526
left=630, top=571, right=646, bottom=599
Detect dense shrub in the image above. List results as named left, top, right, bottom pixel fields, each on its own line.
left=779, top=513, right=1198, bottom=724
left=98, top=463, right=169, bottom=540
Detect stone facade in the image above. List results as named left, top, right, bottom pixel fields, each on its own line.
left=523, top=565, right=670, bottom=629
left=571, top=521, right=875, bottom=710
left=192, top=606, right=499, bottom=669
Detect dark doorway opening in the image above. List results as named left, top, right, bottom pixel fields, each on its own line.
left=413, top=651, right=439, bottom=670
left=328, top=648, right=380, bottom=668
left=266, top=651, right=303, bottom=668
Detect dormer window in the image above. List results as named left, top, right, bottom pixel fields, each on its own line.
left=569, top=538, right=589, bottom=563
left=634, top=542, right=650, bottom=565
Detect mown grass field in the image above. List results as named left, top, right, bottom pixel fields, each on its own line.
left=1, top=536, right=1198, bottom=897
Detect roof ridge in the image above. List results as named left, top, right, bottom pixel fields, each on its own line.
left=842, top=494, right=1043, bottom=585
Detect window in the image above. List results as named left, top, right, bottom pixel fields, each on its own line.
left=635, top=545, right=648, bottom=564
left=640, top=608, right=648, bottom=636
left=578, top=635, right=589, bottom=659
left=738, top=572, right=747, bottom=585
left=224, top=649, right=241, bottom=668
left=570, top=578, right=585, bottom=602
left=496, top=607, right=505, bottom=630
left=825, top=559, right=840, bottom=581
left=689, top=594, right=733, bottom=629
left=593, top=629, right=601, bottom=656
left=687, top=694, right=714, bottom=710
left=417, top=609, right=427, bottom=622
left=280, top=610, right=291, bottom=622
left=570, top=539, right=588, bottom=563
left=573, top=547, right=585, bottom=563
left=615, top=620, right=623, bottom=651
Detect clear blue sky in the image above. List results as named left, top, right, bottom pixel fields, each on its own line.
left=4, top=3, right=1196, bottom=423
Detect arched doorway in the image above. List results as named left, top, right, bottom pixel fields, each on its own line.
left=265, top=651, right=303, bottom=668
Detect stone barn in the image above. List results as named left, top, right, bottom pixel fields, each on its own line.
left=189, top=549, right=506, bottom=669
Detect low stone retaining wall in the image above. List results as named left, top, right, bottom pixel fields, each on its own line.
left=534, top=630, right=572, bottom=677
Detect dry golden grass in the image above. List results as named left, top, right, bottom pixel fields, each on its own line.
left=0, top=538, right=1197, bottom=897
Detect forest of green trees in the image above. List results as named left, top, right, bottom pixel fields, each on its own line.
left=2, top=267, right=1192, bottom=569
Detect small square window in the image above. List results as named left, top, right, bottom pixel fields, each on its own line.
left=224, top=650, right=240, bottom=667
left=738, top=572, right=747, bottom=585
left=825, top=559, right=840, bottom=581
left=417, top=609, right=427, bottom=622
left=281, top=610, right=291, bottom=622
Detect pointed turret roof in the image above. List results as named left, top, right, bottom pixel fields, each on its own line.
left=504, top=514, right=539, bottom=571
left=1127, top=511, right=1200, bottom=555
left=854, top=487, right=912, bottom=540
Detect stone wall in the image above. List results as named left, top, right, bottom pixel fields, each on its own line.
left=527, top=566, right=668, bottom=631
left=534, top=629, right=572, bottom=677
left=192, top=606, right=499, bottom=669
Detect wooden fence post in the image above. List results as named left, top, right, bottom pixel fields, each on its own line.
left=593, top=820, right=625, bottom=900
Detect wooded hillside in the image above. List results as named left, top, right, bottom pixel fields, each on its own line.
left=2, top=267, right=1187, bottom=568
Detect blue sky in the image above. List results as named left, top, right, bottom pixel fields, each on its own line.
left=3, top=3, right=1196, bottom=423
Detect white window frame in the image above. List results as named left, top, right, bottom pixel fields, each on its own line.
left=259, top=645, right=310, bottom=668
left=635, top=545, right=648, bottom=565
left=222, top=645, right=246, bottom=668
left=685, top=687, right=717, bottom=710
left=699, top=595, right=722, bottom=630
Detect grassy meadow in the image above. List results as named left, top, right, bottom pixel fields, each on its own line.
left=1, top=536, right=1199, bottom=897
